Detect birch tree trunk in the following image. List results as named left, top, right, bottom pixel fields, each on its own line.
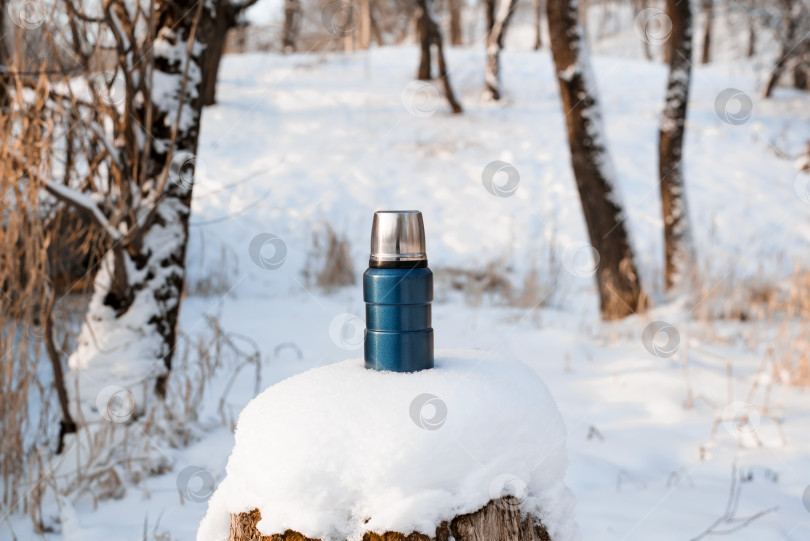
left=228, top=497, right=551, bottom=540
left=546, top=0, right=645, bottom=320
left=69, top=0, right=215, bottom=404
left=659, top=0, right=696, bottom=292
left=484, top=0, right=519, bottom=101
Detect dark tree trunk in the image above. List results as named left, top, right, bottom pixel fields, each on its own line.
left=106, top=0, right=215, bottom=398
left=418, top=4, right=432, bottom=79
left=43, top=299, right=76, bottom=454
left=700, top=0, right=712, bottom=64
left=484, top=0, right=519, bottom=100
left=546, top=0, right=645, bottom=320
left=202, top=3, right=236, bottom=106
left=659, top=0, right=696, bottom=292
left=747, top=1, right=756, bottom=59
left=484, top=0, right=496, bottom=36
left=448, top=0, right=463, bottom=46
left=0, top=0, right=9, bottom=107
left=794, top=55, right=809, bottom=90
left=228, top=497, right=551, bottom=540
left=416, top=0, right=463, bottom=114
left=370, top=7, right=384, bottom=46
left=282, top=0, right=303, bottom=53
left=534, top=0, right=544, bottom=50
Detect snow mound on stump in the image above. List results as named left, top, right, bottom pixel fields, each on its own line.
left=197, top=349, right=578, bottom=541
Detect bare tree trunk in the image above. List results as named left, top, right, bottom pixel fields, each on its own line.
left=763, top=0, right=799, bottom=98
left=534, top=0, right=544, bottom=50
left=359, top=0, right=371, bottom=49
left=448, top=0, right=463, bottom=45
left=700, top=0, right=712, bottom=64
left=0, top=0, right=9, bottom=107
left=794, top=53, right=809, bottom=90
left=484, top=0, right=519, bottom=100
left=228, top=497, right=551, bottom=540
left=659, top=0, right=696, bottom=292
left=282, top=0, right=303, bottom=53
left=69, top=0, right=216, bottom=404
left=370, top=5, right=384, bottom=46
left=484, top=0, right=496, bottom=36
left=634, top=0, right=653, bottom=61
left=747, top=0, right=756, bottom=59
left=202, top=0, right=259, bottom=106
left=435, top=30, right=464, bottom=114
left=417, top=4, right=432, bottom=79
left=202, top=3, right=236, bottom=106
left=43, top=295, right=76, bottom=454
left=416, top=0, right=463, bottom=113
left=546, top=0, right=645, bottom=320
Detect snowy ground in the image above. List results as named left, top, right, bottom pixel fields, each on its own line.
left=5, top=41, right=810, bottom=540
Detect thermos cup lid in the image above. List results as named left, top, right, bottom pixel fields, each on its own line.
left=370, top=210, right=427, bottom=267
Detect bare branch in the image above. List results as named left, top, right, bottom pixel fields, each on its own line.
left=43, top=181, right=123, bottom=242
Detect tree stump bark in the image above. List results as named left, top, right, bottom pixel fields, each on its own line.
left=228, top=497, right=551, bottom=541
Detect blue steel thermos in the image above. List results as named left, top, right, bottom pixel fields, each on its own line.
left=364, top=210, right=434, bottom=372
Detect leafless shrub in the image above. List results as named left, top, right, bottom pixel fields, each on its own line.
left=186, top=243, right=240, bottom=297
left=302, top=222, right=355, bottom=291
left=434, top=261, right=513, bottom=306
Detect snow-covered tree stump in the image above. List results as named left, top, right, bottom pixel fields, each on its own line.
left=227, top=496, right=551, bottom=540
left=198, top=351, right=578, bottom=541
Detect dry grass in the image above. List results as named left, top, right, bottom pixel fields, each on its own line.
left=302, top=223, right=356, bottom=291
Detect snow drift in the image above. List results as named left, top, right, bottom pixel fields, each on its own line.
left=197, top=349, right=578, bottom=541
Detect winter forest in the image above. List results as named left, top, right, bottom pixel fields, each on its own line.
left=2, top=0, right=810, bottom=539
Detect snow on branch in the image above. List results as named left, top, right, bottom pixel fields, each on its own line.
left=43, top=181, right=123, bottom=242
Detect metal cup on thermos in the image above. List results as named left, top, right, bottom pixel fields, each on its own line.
left=363, top=211, right=434, bottom=372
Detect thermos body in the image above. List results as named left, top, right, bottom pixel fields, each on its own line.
left=363, top=210, right=434, bottom=372
left=363, top=267, right=434, bottom=372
